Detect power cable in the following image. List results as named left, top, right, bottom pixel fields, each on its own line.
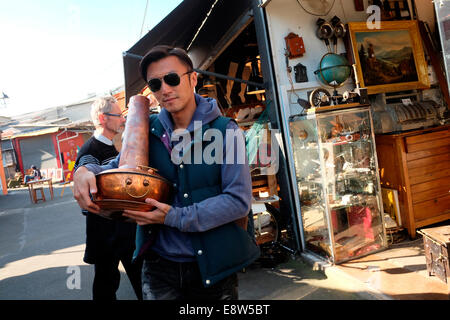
left=140, top=0, right=149, bottom=37
left=187, top=0, right=220, bottom=51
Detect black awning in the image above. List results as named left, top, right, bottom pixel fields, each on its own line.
left=123, top=0, right=252, bottom=104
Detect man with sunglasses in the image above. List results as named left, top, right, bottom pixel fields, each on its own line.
left=73, top=96, right=142, bottom=300
left=73, top=46, right=259, bottom=300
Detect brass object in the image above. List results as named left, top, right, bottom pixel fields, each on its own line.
left=92, top=95, right=172, bottom=218
left=93, top=167, right=172, bottom=214
left=118, top=95, right=149, bottom=169
left=298, top=129, right=308, bottom=140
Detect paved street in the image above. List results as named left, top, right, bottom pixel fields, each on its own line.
left=0, top=187, right=377, bottom=300
left=0, top=187, right=137, bottom=300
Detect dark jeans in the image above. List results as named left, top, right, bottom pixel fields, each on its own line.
left=93, top=255, right=143, bottom=301
left=142, top=251, right=238, bottom=300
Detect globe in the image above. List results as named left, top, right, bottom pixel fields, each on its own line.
left=314, top=53, right=351, bottom=88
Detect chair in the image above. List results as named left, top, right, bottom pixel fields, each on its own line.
left=60, top=172, right=73, bottom=197
left=32, top=185, right=46, bottom=203
left=7, top=172, right=24, bottom=189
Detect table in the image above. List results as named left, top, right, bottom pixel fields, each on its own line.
left=27, top=178, right=54, bottom=203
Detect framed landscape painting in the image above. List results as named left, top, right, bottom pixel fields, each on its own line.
left=348, top=20, right=429, bottom=94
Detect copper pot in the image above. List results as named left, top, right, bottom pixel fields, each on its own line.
left=92, top=95, right=172, bottom=218
left=93, top=167, right=172, bottom=216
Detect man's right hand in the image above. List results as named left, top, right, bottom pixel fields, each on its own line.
left=73, top=166, right=100, bottom=213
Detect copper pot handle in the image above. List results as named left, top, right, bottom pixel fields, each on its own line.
left=137, top=165, right=159, bottom=175
left=124, top=178, right=151, bottom=199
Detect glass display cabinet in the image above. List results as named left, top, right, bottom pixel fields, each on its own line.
left=289, top=104, right=387, bottom=263
left=435, top=0, right=450, bottom=96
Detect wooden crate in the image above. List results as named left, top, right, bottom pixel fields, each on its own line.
left=251, top=172, right=278, bottom=198
left=418, top=225, right=450, bottom=286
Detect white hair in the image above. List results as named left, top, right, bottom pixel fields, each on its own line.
left=90, top=96, right=118, bottom=127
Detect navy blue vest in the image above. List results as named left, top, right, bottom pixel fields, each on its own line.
left=134, top=114, right=260, bottom=287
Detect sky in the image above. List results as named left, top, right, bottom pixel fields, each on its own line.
left=356, top=30, right=413, bottom=54
left=0, top=0, right=182, bottom=117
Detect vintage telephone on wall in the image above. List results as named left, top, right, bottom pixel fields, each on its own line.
left=284, top=32, right=308, bottom=83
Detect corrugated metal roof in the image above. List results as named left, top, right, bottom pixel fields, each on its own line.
left=11, top=127, right=59, bottom=138
left=1, top=127, right=19, bottom=139
left=122, top=0, right=252, bottom=104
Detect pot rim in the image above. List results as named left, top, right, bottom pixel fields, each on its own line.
left=96, top=168, right=172, bottom=185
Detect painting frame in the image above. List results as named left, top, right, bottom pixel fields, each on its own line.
left=348, top=20, right=429, bottom=95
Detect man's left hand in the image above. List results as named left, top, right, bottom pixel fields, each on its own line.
left=122, top=198, right=171, bottom=225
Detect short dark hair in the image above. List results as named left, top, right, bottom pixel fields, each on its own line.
left=139, top=45, right=194, bottom=81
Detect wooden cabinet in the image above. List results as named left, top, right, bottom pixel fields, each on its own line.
left=375, top=125, right=450, bottom=238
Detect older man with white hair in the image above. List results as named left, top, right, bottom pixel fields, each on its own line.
left=73, top=96, right=142, bottom=300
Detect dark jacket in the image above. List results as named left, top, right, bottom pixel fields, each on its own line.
left=136, top=113, right=259, bottom=286
left=75, top=135, right=137, bottom=264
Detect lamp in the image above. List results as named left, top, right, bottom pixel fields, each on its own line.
left=198, top=87, right=211, bottom=97
left=246, top=59, right=265, bottom=95
left=202, top=77, right=216, bottom=88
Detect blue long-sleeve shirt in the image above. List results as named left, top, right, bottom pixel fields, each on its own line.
left=83, top=94, right=252, bottom=262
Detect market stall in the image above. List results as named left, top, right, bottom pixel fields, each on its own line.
left=122, top=0, right=450, bottom=265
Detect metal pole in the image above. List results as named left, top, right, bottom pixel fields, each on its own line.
left=251, top=0, right=303, bottom=252
left=193, top=68, right=265, bottom=87
left=122, top=52, right=265, bottom=87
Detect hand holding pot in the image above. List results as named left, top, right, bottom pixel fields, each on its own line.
left=122, top=198, right=172, bottom=225
left=73, top=166, right=100, bottom=213
left=147, top=94, right=158, bottom=108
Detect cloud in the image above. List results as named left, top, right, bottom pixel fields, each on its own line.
left=357, top=30, right=412, bottom=52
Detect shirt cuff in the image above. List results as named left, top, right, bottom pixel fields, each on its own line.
left=83, top=164, right=103, bottom=175
left=164, top=206, right=179, bottom=228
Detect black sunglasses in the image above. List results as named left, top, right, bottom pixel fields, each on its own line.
left=103, top=112, right=124, bottom=118
left=147, top=71, right=193, bottom=92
